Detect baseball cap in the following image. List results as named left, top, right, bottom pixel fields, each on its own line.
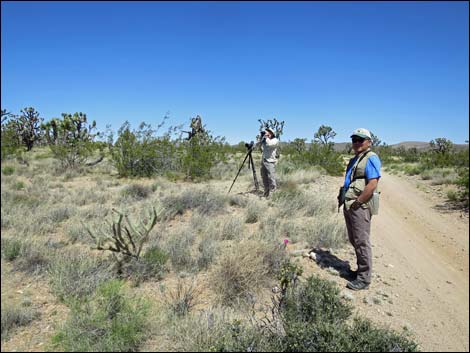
left=350, top=128, right=371, bottom=140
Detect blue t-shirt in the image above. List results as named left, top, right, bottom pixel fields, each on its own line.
left=343, top=154, right=381, bottom=189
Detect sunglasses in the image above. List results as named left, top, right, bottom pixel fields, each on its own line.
left=352, top=137, right=366, bottom=143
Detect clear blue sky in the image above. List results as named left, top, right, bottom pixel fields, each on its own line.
left=2, top=1, right=469, bottom=144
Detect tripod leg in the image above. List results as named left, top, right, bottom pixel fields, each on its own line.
left=249, top=153, right=260, bottom=191
left=228, top=151, right=250, bottom=194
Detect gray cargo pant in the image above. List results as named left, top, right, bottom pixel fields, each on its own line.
left=261, top=160, right=276, bottom=197
left=343, top=207, right=372, bottom=284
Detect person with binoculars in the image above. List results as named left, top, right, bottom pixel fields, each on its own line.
left=259, top=127, right=279, bottom=197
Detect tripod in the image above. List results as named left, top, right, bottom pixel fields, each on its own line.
left=228, top=141, right=259, bottom=194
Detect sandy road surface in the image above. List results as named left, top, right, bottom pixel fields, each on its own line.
left=366, top=171, right=469, bottom=351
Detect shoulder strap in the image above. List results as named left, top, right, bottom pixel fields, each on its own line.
left=350, top=150, right=371, bottom=182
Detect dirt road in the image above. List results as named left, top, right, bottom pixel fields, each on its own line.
left=347, top=171, right=469, bottom=351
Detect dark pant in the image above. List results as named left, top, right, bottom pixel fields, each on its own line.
left=343, top=207, right=372, bottom=284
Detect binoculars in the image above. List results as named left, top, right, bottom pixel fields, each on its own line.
left=245, top=141, right=254, bottom=149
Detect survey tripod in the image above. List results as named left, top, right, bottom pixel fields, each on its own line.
left=227, top=141, right=259, bottom=194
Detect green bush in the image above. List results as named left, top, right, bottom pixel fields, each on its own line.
left=120, top=246, right=169, bottom=285
left=207, top=271, right=419, bottom=352
left=288, top=143, right=344, bottom=176
left=111, top=121, right=179, bottom=178
left=51, top=279, right=150, bottom=352
left=1, top=238, right=23, bottom=261
left=456, top=167, right=469, bottom=206
left=41, top=112, right=101, bottom=169
left=1, top=166, right=15, bottom=175
left=180, top=133, right=227, bottom=180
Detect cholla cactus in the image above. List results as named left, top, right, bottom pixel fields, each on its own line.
left=84, top=207, right=159, bottom=272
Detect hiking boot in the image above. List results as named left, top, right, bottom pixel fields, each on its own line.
left=346, top=279, right=370, bottom=291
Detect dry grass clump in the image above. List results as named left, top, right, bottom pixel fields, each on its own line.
left=210, top=240, right=274, bottom=305
left=163, top=277, right=202, bottom=318
left=219, top=214, right=246, bottom=241
left=277, top=167, right=324, bottom=186
left=48, top=249, right=114, bottom=304
left=304, top=215, right=347, bottom=250
left=120, top=183, right=152, bottom=200
left=1, top=237, right=51, bottom=274
left=1, top=299, right=40, bottom=340
left=161, top=187, right=228, bottom=220
left=244, top=199, right=267, bottom=224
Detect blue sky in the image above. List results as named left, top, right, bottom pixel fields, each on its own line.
left=2, top=1, right=469, bottom=144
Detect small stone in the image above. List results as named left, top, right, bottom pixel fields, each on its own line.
left=341, top=291, right=355, bottom=301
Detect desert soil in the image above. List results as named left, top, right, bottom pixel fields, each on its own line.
left=1, top=170, right=468, bottom=352
left=299, top=170, right=469, bottom=352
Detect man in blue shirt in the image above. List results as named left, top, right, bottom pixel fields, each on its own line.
left=342, top=128, right=382, bottom=291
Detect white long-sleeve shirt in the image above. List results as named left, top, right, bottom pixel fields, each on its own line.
left=261, top=137, right=279, bottom=163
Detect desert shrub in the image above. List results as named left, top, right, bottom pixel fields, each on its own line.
left=1, top=110, right=22, bottom=160
left=1, top=300, right=40, bottom=340
left=403, top=163, right=424, bottom=176
left=288, top=143, right=344, bottom=176
left=164, top=278, right=202, bottom=318
left=206, top=271, right=418, bottom=352
left=72, top=187, right=109, bottom=206
left=41, top=112, right=102, bottom=169
left=257, top=211, right=284, bottom=241
left=456, top=167, right=469, bottom=206
left=47, top=205, right=75, bottom=223
left=164, top=228, right=197, bottom=273
left=220, top=215, right=245, bottom=241
left=4, top=239, right=50, bottom=274
left=1, top=166, right=15, bottom=175
left=48, top=251, right=114, bottom=304
left=111, top=121, right=180, bottom=178
left=244, top=199, right=266, bottom=224
left=210, top=240, right=271, bottom=306
left=120, top=183, right=152, bottom=200
left=162, top=188, right=227, bottom=219
left=282, top=275, right=352, bottom=325
left=196, top=235, right=220, bottom=271
left=1, top=238, right=23, bottom=261
left=165, top=307, right=275, bottom=352
left=51, top=279, right=150, bottom=352
left=228, top=194, right=249, bottom=208
left=142, top=245, right=169, bottom=274
left=304, top=216, right=347, bottom=250
left=65, top=221, right=90, bottom=244
left=180, top=133, right=227, bottom=180
left=120, top=246, right=169, bottom=285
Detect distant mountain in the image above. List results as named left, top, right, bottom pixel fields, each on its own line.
left=331, top=141, right=468, bottom=152
left=252, top=141, right=468, bottom=152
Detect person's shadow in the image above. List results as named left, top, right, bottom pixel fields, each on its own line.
left=311, top=248, right=356, bottom=281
